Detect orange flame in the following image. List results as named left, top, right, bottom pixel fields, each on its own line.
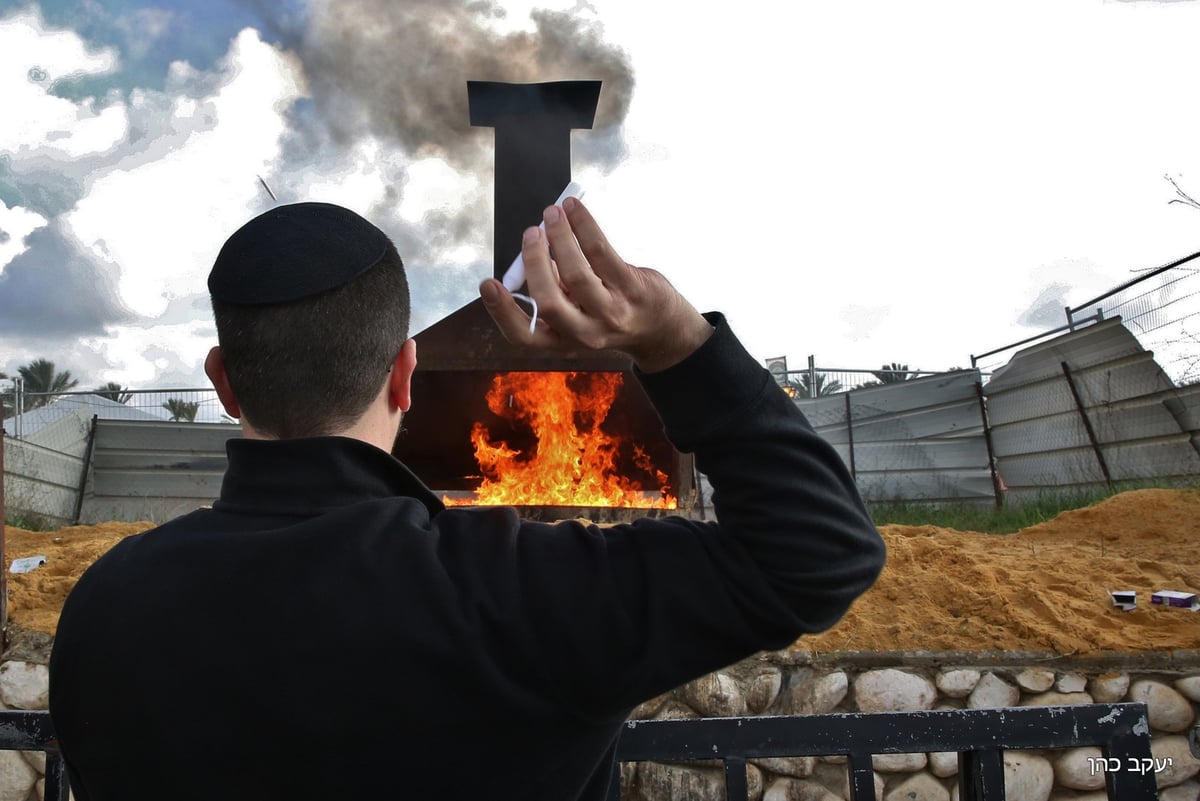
left=444, top=372, right=676, bottom=508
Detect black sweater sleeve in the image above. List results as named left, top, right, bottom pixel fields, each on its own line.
left=434, top=313, right=885, bottom=718
left=637, top=312, right=886, bottom=632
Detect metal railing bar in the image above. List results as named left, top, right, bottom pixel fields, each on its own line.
left=959, top=749, right=1006, bottom=801
left=846, top=753, right=877, bottom=801
left=616, top=705, right=1151, bottom=761
left=1068, top=249, right=1200, bottom=317
left=723, top=755, right=747, bottom=801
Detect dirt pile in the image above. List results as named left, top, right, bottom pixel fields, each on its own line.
left=4, top=489, right=1198, bottom=654
left=801, top=488, right=1200, bottom=654
left=5, top=521, right=150, bottom=635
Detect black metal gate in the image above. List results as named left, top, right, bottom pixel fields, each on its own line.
left=612, top=703, right=1158, bottom=801
left=0, top=703, right=1160, bottom=801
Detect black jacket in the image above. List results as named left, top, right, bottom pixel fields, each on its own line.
left=49, top=314, right=885, bottom=800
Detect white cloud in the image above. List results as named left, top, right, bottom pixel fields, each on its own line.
left=79, top=317, right=216, bottom=387
left=398, top=157, right=478, bottom=225
left=580, top=0, right=1200, bottom=371
left=7, top=0, right=1200, bottom=389
left=65, top=28, right=306, bottom=319
left=0, top=202, right=48, bottom=275
left=294, top=136, right=392, bottom=218
left=0, top=7, right=124, bottom=158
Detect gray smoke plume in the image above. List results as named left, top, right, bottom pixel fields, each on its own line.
left=242, top=0, right=636, bottom=329
left=293, top=0, right=635, bottom=172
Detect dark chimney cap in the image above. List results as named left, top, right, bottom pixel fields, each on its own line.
left=468, top=81, right=601, bottom=127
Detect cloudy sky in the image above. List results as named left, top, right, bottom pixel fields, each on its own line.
left=2, top=0, right=1199, bottom=392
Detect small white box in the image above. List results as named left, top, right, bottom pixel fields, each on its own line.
left=1110, top=591, right=1137, bottom=611
left=9, top=556, right=46, bottom=574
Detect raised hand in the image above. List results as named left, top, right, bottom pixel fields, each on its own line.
left=479, top=198, right=713, bottom=373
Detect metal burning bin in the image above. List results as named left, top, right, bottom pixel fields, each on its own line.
left=401, top=302, right=694, bottom=521
left=393, top=81, right=694, bottom=522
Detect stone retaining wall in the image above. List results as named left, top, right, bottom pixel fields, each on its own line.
left=1, top=629, right=1197, bottom=801
left=0, top=628, right=57, bottom=801
left=622, top=650, right=1200, bottom=801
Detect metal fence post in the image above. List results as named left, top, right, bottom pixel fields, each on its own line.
left=975, top=380, right=1003, bottom=509
left=843, top=392, right=857, bottom=480
left=807, top=356, right=816, bottom=399
left=1, top=400, right=7, bottom=638
left=1060, top=361, right=1115, bottom=492
left=73, top=415, right=99, bottom=526
left=13, top=378, right=21, bottom=439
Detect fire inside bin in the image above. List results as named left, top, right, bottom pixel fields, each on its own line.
left=396, top=80, right=692, bottom=519
left=440, top=371, right=676, bottom=509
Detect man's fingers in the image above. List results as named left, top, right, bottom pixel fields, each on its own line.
left=520, top=224, right=558, bottom=301
left=561, top=197, right=633, bottom=292
left=521, top=223, right=591, bottom=332
left=541, top=205, right=608, bottom=308
left=478, top=279, right=559, bottom=346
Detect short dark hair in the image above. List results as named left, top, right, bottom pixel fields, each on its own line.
left=211, top=242, right=410, bottom=439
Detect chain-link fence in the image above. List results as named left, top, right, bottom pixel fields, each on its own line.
left=759, top=248, right=1200, bottom=508
left=2, top=385, right=226, bottom=449
left=764, top=357, right=951, bottom=399
left=1067, top=249, right=1200, bottom=386
left=969, top=250, right=1200, bottom=384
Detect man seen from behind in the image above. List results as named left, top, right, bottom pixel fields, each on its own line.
left=49, top=198, right=886, bottom=800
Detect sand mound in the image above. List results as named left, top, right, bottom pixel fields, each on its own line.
left=4, top=489, right=1198, bottom=654
left=5, top=521, right=153, bottom=635
left=801, top=488, right=1199, bottom=654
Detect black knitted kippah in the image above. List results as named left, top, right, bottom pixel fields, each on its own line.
left=208, top=202, right=390, bottom=305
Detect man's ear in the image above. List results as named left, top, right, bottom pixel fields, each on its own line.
left=388, top=338, right=417, bottom=413
left=204, top=346, right=242, bottom=419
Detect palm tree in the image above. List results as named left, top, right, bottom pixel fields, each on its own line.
left=787, top=372, right=844, bottom=398
left=871, top=363, right=915, bottom=384
left=18, top=359, right=78, bottom=410
left=95, top=382, right=132, bottom=404
left=162, top=398, right=200, bottom=422
left=0, top=371, right=12, bottom=417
